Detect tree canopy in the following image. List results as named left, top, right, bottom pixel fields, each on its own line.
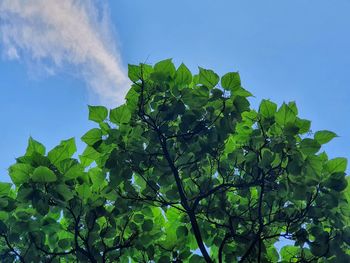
left=1, top=59, right=349, bottom=262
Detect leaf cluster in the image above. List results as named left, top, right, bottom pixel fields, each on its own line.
left=1, top=59, right=349, bottom=262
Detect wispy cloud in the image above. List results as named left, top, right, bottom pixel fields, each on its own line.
left=0, top=0, right=129, bottom=106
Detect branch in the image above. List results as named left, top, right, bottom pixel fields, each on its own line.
left=1, top=234, right=26, bottom=263
left=192, top=181, right=259, bottom=210
left=239, top=170, right=266, bottom=262
left=137, top=73, right=213, bottom=263
left=218, top=234, right=231, bottom=263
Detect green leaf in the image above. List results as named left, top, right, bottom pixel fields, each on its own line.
left=55, top=184, right=74, bottom=201
left=228, top=87, right=251, bottom=98
left=58, top=239, right=71, bottom=250
left=175, top=63, right=192, bottom=86
left=79, top=146, right=100, bottom=167
left=76, top=184, right=91, bottom=199
left=110, top=105, right=131, bottom=124
left=134, top=214, right=144, bottom=223
left=198, top=67, right=219, bottom=88
left=182, top=86, right=209, bottom=108
left=159, top=256, right=170, bottom=263
left=275, top=103, right=296, bottom=126
left=259, top=99, right=277, bottom=119
left=89, top=168, right=106, bottom=187
left=176, top=225, right=188, bottom=238
left=48, top=138, right=76, bottom=166
left=234, top=87, right=253, bottom=97
left=266, top=246, right=279, bottom=262
left=310, top=241, right=328, bottom=257
left=128, top=64, right=141, bottom=82
left=304, top=156, right=323, bottom=178
left=325, top=157, right=347, bottom=173
left=295, top=118, right=311, bottom=134
left=140, top=63, right=154, bottom=79
left=299, top=139, right=321, bottom=155
left=33, top=198, right=49, bottom=215
left=125, top=86, right=140, bottom=111
left=64, top=164, right=84, bottom=179
left=0, top=183, right=11, bottom=196
left=26, top=137, right=45, bottom=156
left=154, top=59, right=176, bottom=78
left=32, top=166, right=57, bottom=183
left=288, top=101, right=298, bottom=115
left=142, top=219, right=154, bottom=231
left=221, top=72, right=241, bottom=92
left=8, top=163, right=33, bottom=184
left=280, top=246, right=300, bottom=261
left=99, top=122, right=110, bottom=134
left=324, top=172, right=348, bottom=191
left=88, top=105, right=108, bottom=123
left=260, top=148, right=274, bottom=168
left=343, top=227, right=350, bottom=245
left=81, top=128, right=102, bottom=146
left=314, top=130, right=338, bottom=144
left=0, top=220, right=7, bottom=234
left=189, top=255, right=204, bottom=263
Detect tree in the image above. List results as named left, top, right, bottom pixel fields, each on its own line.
left=0, top=59, right=349, bottom=262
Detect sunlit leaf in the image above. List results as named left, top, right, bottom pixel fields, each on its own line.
left=88, top=105, right=108, bottom=123
left=31, top=166, right=57, bottom=183
left=198, top=67, right=219, bottom=88
left=26, top=137, right=45, bottom=156
left=8, top=163, right=33, bottom=184
left=275, top=103, right=296, bottom=126
left=110, top=105, right=131, bottom=124
left=259, top=99, right=277, bottom=119
left=48, top=138, right=76, bottom=166
left=314, top=130, right=338, bottom=144
left=325, top=157, right=347, bottom=173
left=221, top=72, right=241, bottom=92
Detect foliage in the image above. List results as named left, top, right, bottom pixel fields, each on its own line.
left=1, top=59, right=350, bottom=262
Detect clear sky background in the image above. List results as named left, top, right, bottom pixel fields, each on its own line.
left=0, top=0, right=350, bottom=182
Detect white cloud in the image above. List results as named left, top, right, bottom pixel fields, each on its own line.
left=0, top=0, right=129, bottom=106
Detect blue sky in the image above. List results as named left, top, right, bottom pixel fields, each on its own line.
left=0, top=0, right=350, bottom=182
